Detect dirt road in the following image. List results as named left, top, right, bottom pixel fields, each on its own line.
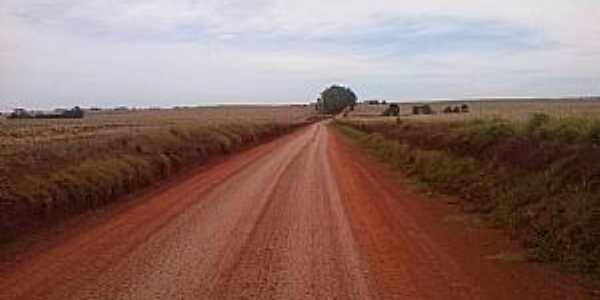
left=0, top=123, right=588, bottom=299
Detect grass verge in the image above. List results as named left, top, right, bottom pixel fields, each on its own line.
left=334, top=116, right=600, bottom=279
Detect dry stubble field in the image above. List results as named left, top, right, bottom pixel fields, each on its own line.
left=350, top=98, right=600, bottom=122
left=0, top=105, right=316, bottom=243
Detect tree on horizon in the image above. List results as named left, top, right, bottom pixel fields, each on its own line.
left=318, top=85, right=357, bottom=114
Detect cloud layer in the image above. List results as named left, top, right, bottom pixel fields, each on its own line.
left=1, top=0, right=599, bottom=109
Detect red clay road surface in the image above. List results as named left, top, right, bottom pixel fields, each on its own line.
left=0, top=123, right=590, bottom=299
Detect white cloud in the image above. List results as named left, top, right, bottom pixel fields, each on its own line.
left=0, top=0, right=599, bottom=110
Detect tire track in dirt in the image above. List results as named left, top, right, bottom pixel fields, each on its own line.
left=208, top=124, right=371, bottom=299
left=329, top=139, right=480, bottom=299
left=65, top=124, right=322, bottom=300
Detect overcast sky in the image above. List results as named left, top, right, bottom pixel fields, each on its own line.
left=1, top=1, right=599, bottom=110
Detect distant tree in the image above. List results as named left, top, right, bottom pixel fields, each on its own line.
left=8, top=108, right=33, bottom=119
left=460, top=104, right=470, bottom=113
left=62, top=106, right=84, bottom=118
left=318, top=85, right=357, bottom=114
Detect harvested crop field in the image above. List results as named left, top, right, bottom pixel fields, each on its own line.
left=0, top=105, right=316, bottom=243
left=349, top=98, right=600, bottom=121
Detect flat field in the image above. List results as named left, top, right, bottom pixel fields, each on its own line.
left=0, top=105, right=316, bottom=242
left=0, top=105, right=315, bottom=144
left=0, top=105, right=315, bottom=170
left=350, top=98, right=600, bottom=122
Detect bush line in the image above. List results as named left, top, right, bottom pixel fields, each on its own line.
left=335, top=115, right=600, bottom=278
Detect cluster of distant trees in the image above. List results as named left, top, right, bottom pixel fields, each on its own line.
left=364, top=100, right=388, bottom=105
left=316, top=85, right=357, bottom=114
left=8, top=106, right=84, bottom=119
left=443, top=104, right=470, bottom=114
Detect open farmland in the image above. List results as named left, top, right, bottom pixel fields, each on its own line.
left=0, top=105, right=316, bottom=144
left=0, top=105, right=316, bottom=243
left=336, top=102, right=600, bottom=282
left=3, top=0, right=600, bottom=297
left=0, top=102, right=597, bottom=299
left=3, top=119, right=592, bottom=299
left=349, top=98, right=600, bottom=122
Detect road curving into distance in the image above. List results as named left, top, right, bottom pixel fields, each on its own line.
left=0, top=122, right=588, bottom=299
